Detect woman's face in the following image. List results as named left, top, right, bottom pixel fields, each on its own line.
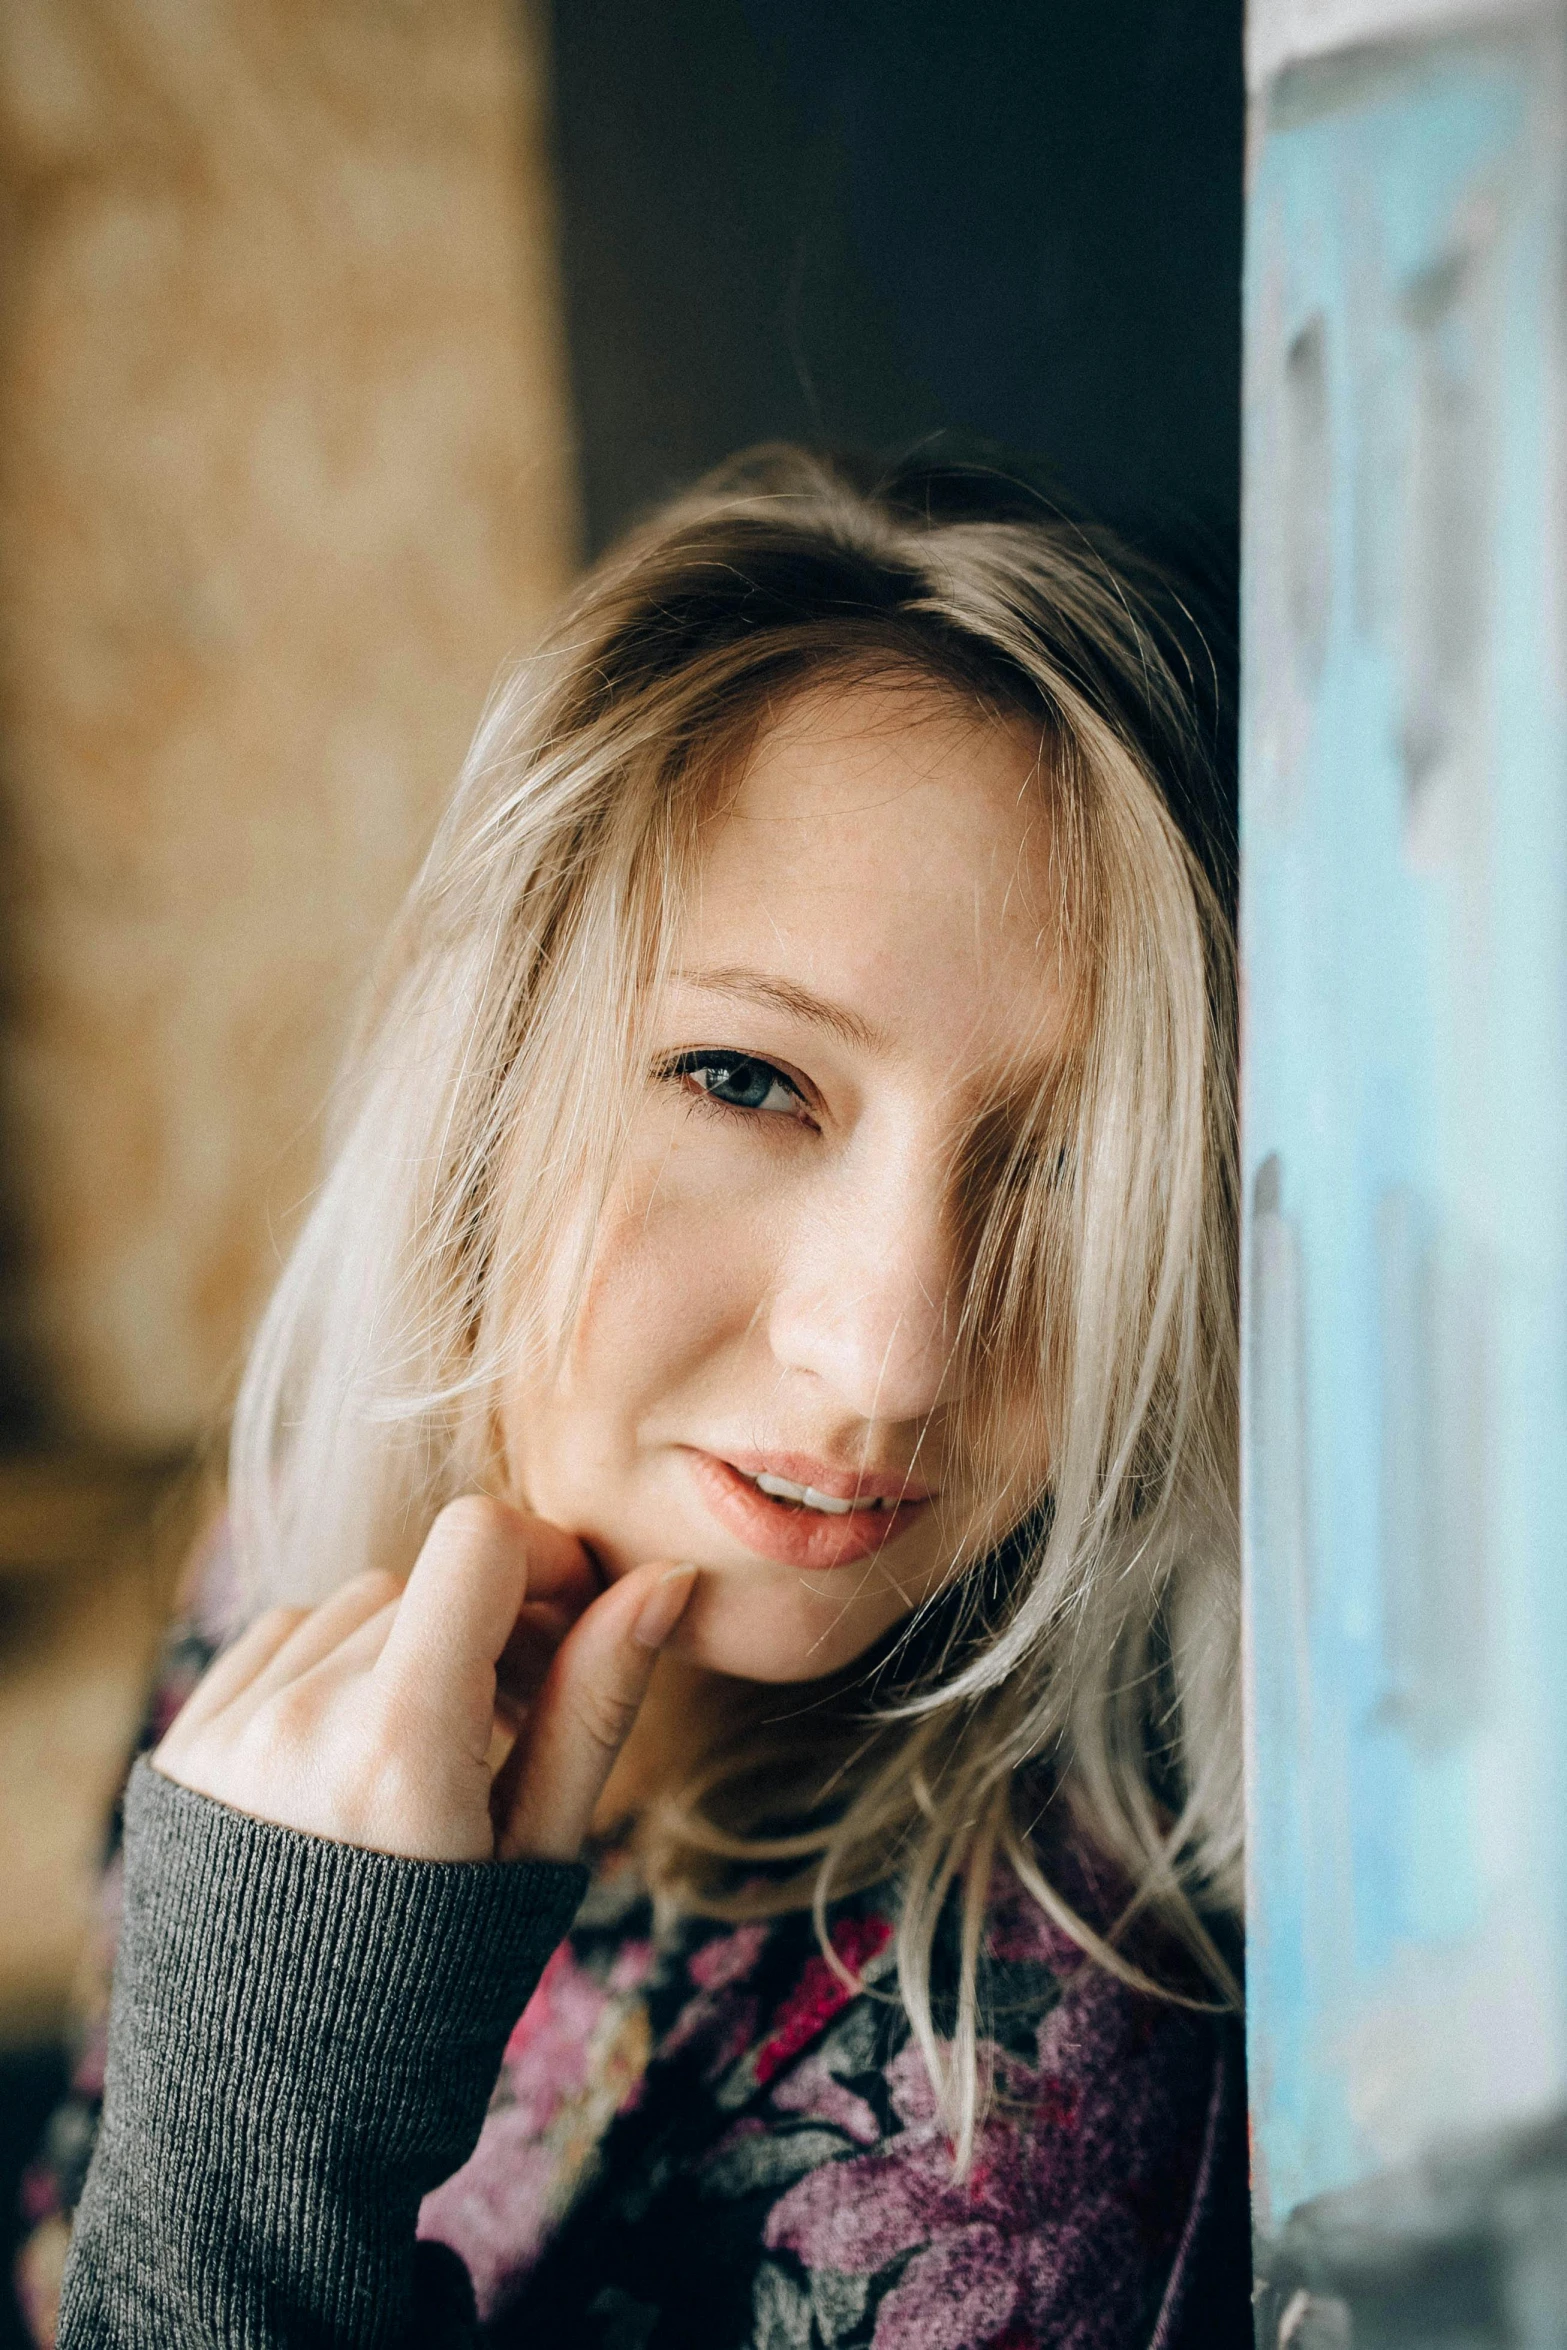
left=505, top=679, right=1068, bottom=1682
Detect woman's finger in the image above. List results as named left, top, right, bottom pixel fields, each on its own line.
left=494, top=1561, right=697, bottom=1863
left=295, top=1590, right=401, bottom=1682
left=374, top=1497, right=535, bottom=1712
left=158, top=1606, right=309, bottom=1741
left=243, top=1570, right=404, bottom=1701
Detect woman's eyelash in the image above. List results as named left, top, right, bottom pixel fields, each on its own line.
left=659, top=1049, right=811, bottom=1122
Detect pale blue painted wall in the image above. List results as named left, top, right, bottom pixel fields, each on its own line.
left=1242, top=20, right=1567, bottom=2239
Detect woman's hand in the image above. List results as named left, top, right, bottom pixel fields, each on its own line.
left=151, top=1497, right=697, bottom=1864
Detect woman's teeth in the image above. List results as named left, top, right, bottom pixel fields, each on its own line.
left=752, top=1471, right=884, bottom=1515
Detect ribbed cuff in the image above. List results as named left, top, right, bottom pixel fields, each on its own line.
left=119, top=1759, right=586, bottom=2076
left=59, top=1761, right=588, bottom=2349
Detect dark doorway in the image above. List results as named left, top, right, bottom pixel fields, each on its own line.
left=547, top=0, right=1245, bottom=601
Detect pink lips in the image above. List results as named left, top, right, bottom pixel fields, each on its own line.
left=685, top=1448, right=933, bottom=1571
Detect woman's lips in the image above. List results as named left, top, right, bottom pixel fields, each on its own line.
left=685, top=1450, right=931, bottom=1571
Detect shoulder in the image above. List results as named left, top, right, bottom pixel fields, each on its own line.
left=978, top=1832, right=1240, bottom=2176
left=749, top=1868, right=1241, bottom=2346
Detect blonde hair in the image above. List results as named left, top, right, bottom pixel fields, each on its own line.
left=232, top=446, right=1240, bottom=2165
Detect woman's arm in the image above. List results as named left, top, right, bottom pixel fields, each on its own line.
left=56, top=1501, right=695, bottom=2349
left=60, top=1766, right=584, bottom=2349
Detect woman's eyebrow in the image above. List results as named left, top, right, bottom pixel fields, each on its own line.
left=670, top=967, right=880, bottom=1051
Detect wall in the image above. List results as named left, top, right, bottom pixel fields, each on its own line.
left=1242, top=0, right=1567, bottom=2337
left=0, top=0, right=578, bottom=1449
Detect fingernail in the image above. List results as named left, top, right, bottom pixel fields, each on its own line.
left=632, top=1564, right=698, bottom=1651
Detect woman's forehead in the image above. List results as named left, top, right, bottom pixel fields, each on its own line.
left=722, top=672, right=1046, bottom=822
left=670, top=679, right=1071, bottom=1085
left=706, top=677, right=1053, bottom=892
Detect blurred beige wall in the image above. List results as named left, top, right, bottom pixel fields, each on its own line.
left=0, top=0, right=579, bottom=1447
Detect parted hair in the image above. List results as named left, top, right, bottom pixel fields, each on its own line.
left=232, top=446, right=1241, bottom=2166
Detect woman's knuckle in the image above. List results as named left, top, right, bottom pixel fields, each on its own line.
left=362, top=1744, right=423, bottom=1822
left=573, top=1679, right=638, bottom=1757
left=265, top=1679, right=323, bottom=1746
left=257, top=1604, right=307, bottom=1639
left=348, top=1567, right=401, bottom=1610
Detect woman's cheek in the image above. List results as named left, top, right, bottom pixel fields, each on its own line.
left=582, top=1128, right=780, bottom=1371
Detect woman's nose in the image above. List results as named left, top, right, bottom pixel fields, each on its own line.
left=765, top=1138, right=959, bottom=1425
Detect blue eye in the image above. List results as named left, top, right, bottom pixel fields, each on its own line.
left=664, top=1050, right=805, bottom=1119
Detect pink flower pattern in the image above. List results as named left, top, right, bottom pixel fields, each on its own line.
left=412, top=1867, right=1243, bottom=2348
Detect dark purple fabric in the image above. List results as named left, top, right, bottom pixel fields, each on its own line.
left=417, top=1856, right=1249, bottom=2348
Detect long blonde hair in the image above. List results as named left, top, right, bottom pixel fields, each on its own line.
left=232, top=447, right=1240, bottom=2164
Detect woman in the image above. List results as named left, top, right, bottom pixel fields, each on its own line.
left=38, top=448, right=1247, bottom=2348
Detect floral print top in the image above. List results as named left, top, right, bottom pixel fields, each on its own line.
left=16, top=1534, right=1250, bottom=2350
left=415, top=1855, right=1249, bottom=2350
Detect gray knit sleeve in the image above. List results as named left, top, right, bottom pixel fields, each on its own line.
left=57, top=1759, right=589, bottom=2349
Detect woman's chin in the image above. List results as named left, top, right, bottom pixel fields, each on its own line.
left=665, top=1565, right=908, bottom=1685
